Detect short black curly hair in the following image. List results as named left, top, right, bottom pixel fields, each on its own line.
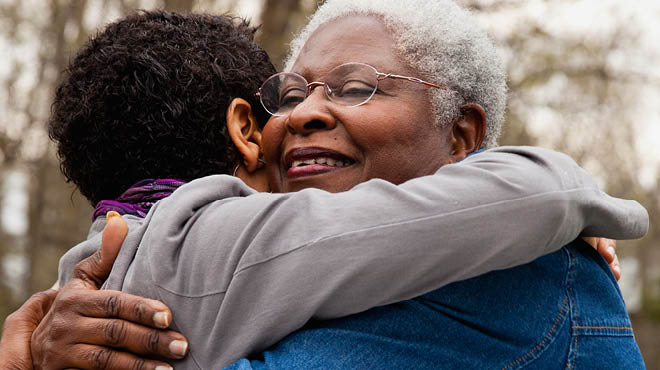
left=48, top=10, right=276, bottom=206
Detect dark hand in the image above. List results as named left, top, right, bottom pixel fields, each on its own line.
left=0, top=289, right=57, bottom=370
left=583, top=237, right=621, bottom=280
left=30, top=212, right=189, bottom=370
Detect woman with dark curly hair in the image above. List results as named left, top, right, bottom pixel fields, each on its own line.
left=49, top=10, right=275, bottom=208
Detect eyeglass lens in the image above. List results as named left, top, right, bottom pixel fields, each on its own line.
left=259, top=63, right=379, bottom=116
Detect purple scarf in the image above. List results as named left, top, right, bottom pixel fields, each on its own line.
left=93, top=179, right=186, bottom=220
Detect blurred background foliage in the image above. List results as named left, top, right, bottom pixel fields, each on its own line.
left=0, top=0, right=658, bottom=367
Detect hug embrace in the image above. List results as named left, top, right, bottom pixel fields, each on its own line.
left=0, top=0, right=649, bottom=369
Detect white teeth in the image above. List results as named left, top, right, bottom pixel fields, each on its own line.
left=290, top=157, right=351, bottom=168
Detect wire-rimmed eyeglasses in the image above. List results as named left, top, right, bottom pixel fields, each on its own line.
left=256, top=62, right=453, bottom=117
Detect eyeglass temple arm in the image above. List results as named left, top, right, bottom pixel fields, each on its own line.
left=377, top=72, right=449, bottom=90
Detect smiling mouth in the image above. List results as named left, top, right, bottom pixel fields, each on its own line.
left=290, top=156, right=353, bottom=168
left=284, top=147, right=356, bottom=178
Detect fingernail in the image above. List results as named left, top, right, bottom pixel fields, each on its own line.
left=156, top=366, right=173, bottom=370
left=607, top=246, right=615, bottom=258
left=614, top=265, right=621, bottom=275
left=106, top=211, right=121, bottom=220
left=153, top=311, right=170, bottom=328
left=169, top=340, right=188, bottom=357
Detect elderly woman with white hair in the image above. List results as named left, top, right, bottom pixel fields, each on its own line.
left=2, top=0, right=647, bottom=369
left=227, top=1, right=646, bottom=368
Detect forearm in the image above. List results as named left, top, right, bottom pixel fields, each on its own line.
left=223, top=146, right=646, bottom=307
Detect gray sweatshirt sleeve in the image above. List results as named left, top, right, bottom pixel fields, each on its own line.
left=118, top=146, right=647, bottom=369
left=58, top=215, right=146, bottom=285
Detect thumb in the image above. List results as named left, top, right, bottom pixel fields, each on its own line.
left=71, top=211, right=128, bottom=289
left=101, top=211, right=129, bottom=264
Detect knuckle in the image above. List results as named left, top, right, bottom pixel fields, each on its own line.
left=47, top=316, right=69, bottom=339
left=146, top=330, right=161, bottom=353
left=72, top=259, right=86, bottom=273
left=43, top=344, right=62, bottom=363
left=76, top=251, right=101, bottom=272
left=103, top=320, right=128, bottom=346
left=134, top=301, right=148, bottom=323
left=72, top=259, right=91, bottom=279
left=57, top=289, right=79, bottom=310
left=3, top=311, right=20, bottom=327
left=73, top=253, right=104, bottom=286
left=87, top=347, right=113, bottom=370
left=132, top=358, right=148, bottom=370
left=103, top=294, right=121, bottom=317
left=30, top=290, right=52, bottom=304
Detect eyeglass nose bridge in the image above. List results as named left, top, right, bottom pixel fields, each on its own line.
left=299, top=80, right=334, bottom=107
left=306, top=81, right=327, bottom=95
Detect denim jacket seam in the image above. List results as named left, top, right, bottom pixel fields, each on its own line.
left=567, top=244, right=633, bottom=335
left=571, top=325, right=635, bottom=337
left=500, top=293, right=570, bottom=370
left=565, top=246, right=579, bottom=326
left=565, top=245, right=579, bottom=369
left=571, top=325, right=633, bottom=330
left=566, top=335, right=579, bottom=369
left=502, top=247, right=574, bottom=370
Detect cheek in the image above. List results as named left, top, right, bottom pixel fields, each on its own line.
left=261, top=118, right=286, bottom=162
left=356, top=105, right=450, bottom=180
left=362, top=106, right=433, bottom=154
left=261, top=118, right=287, bottom=192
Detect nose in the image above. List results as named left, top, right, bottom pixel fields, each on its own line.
left=286, top=86, right=337, bottom=136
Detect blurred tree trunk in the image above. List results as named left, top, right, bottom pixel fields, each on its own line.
left=24, top=0, right=90, bottom=295
left=258, top=0, right=321, bottom=69
left=1, top=0, right=203, bottom=317
left=162, top=0, right=194, bottom=12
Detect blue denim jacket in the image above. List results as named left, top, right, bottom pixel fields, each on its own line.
left=226, top=240, right=645, bottom=369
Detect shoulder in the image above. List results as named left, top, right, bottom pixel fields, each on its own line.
left=460, top=145, right=598, bottom=191
left=144, top=175, right=257, bottom=228
left=467, top=146, right=579, bottom=167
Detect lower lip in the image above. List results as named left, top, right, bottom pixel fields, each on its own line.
left=287, top=164, right=350, bottom=179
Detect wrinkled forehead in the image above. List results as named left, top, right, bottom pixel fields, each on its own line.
left=289, top=14, right=415, bottom=81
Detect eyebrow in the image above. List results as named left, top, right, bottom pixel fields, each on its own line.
left=292, top=65, right=329, bottom=81
left=294, top=61, right=388, bottom=80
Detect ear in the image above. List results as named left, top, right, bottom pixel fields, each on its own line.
left=226, top=98, right=263, bottom=173
left=449, top=103, right=486, bottom=162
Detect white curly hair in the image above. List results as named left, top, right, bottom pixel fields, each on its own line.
left=284, top=0, right=506, bottom=149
